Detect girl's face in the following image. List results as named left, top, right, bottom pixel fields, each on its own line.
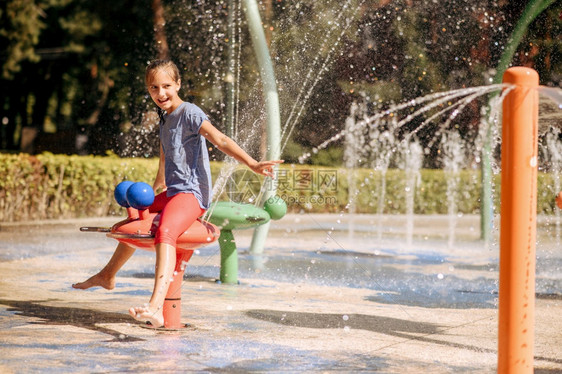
left=147, top=68, right=182, bottom=114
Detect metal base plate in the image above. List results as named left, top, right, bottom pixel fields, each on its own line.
left=139, top=322, right=194, bottom=331
left=80, top=227, right=111, bottom=232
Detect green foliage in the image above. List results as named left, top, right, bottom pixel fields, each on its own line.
left=0, top=0, right=157, bottom=151
left=1, top=0, right=561, bottom=158
left=5, top=153, right=561, bottom=221
left=0, top=153, right=159, bottom=221
left=277, top=165, right=559, bottom=216
left=279, top=139, right=306, bottom=164
left=309, top=146, right=344, bottom=167
left=0, top=0, right=44, bottom=78
left=523, top=2, right=562, bottom=84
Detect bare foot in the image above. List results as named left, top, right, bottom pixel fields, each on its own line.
left=72, top=273, right=115, bottom=290
left=129, top=306, right=164, bottom=328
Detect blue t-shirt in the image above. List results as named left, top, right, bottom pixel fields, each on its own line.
left=159, top=102, right=212, bottom=209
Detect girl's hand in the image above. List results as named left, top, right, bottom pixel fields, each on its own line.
left=251, top=160, right=284, bottom=178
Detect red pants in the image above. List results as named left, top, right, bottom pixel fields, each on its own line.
left=149, top=192, right=205, bottom=246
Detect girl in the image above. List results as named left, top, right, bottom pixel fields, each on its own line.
left=73, top=59, right=283, bottom=327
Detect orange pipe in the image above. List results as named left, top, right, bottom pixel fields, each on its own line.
left=498, top=67, right=539, bottom=373
left=163, top=251, right=194, bottom=329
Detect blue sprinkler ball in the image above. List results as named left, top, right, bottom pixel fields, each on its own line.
left=126, top=182, right=155, bottom=210
left=114, top=181, right=134, bottom=208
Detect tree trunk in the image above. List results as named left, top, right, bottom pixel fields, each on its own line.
left=152, top=0, right=169, bottom=59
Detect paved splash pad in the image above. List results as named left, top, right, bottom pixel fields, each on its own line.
left=0, top=214, right=561, bottom=372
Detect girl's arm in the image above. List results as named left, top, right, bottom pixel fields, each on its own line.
left=153, top=143, right=166, bottom=192
left=199, top=120, right=283, bottom=177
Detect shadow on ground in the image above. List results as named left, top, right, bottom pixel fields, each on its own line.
left=0, top=299, right=143, bottom=342
left=246, top=309, right=442, bottom=337
left=246, top=309, right=562, bottom=367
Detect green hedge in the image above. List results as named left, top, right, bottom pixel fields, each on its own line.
left=0, top=153, right=560, bottom=221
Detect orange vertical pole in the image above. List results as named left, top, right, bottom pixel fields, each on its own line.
left=162, top=250, right=193, bottom=329
left=498, top=67, right=539, bottom=373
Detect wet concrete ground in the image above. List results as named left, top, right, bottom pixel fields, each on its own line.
left=0, top=214, right=561, bottom=372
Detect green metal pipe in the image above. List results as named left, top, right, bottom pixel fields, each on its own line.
left=242, top=0, right=281, bottom=255
left=219, top=230, right=238, bottom=284
left=480, top=0, right=555, bottom=241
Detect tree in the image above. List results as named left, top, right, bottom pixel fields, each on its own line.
left=0, top=0, right=45, bottom=149
left=0, top=0, right=157, bottom=153
left=1, top=0, right=559, bottom=157
left=0, top=0, right=44, bottom=79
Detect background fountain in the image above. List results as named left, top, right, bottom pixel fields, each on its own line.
left=441, top=130, right=465, bottom=248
